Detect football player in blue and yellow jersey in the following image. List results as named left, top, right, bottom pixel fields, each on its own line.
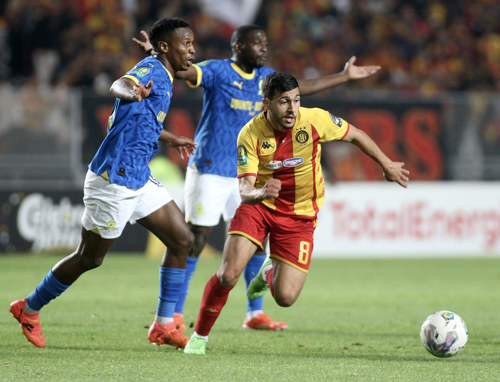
left=10, top=18, right=197, bottom=350
left=135, top=24, right=381, bottom=331
left=184, top=72, right=409, bottom=355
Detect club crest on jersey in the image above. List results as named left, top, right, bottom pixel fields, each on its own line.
left=295, top=130, right=309, bottom=144
left=283, top=157, right=304, bottom=167
left=237, top=145, right=248, bottom=166
left=264, top=160, right=283, bottom=170
left=329, top=113, right=343, bottom=128
left=131, top=66, right=150, bottom=78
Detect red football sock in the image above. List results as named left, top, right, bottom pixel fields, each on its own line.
left=265, top=266, right=274, bottom=297
left=194, top=274, right=233, bottom=336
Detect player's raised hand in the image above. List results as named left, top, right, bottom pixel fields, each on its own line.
left=343, top=56, right=381, bottom=80
left=383, top=161, right=410, bottom=188
left=132, top=30, right=154, bottom=55
left=262, top=178, right=281, bottom=199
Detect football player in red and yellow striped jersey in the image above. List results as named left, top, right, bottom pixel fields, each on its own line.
left=184, top=72, right=409, bottom=355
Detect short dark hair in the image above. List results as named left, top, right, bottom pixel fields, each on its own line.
left=149, top=17, right=190, bottom=52
left=262, top=72, right=299, bottom=100
left=230, top=24, right=265, bottom=48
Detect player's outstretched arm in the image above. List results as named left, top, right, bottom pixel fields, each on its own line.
left=159, top=130, right=197, bottom=160
left=297, top=56, right=381, bottom=96
left=343, top=124, right=409, bottom=188
left=110, top=77, right=153, bottom=102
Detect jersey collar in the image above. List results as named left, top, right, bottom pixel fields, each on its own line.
left=151, top=55, right=174, bottom=83
left=163, top=66, right=174, bottom=83
left=231, top=62, right=255, bottom=80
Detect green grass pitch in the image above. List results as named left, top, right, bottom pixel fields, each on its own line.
left=1, top=254, right=499, bottom=381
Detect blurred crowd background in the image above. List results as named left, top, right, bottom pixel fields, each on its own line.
left=1, top=0, right=499, bottom=95
left=0, top=0, right=499, bottom=189
left=1, top=0, right=499, bottom=254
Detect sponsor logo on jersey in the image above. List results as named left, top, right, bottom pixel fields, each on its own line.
left=329, top=113, right=343, bottom=128
left=230, top=99, right=262, bottom=115
left=283, top=157, right=304, bottom=167
left=295, top=130, right=309, bottom=144
left=260, top=139, right=275, bottom=154
left=261, top=141, right=273, bottom=149
left=233, top=81, right=243, bottom=90
left=237, top=145, right=248, bottom=166
left=258, top=79, right=263, bottom=95
left=264, top=160, right=283, bottom=170
left=157, top=111, right=166, bottom=123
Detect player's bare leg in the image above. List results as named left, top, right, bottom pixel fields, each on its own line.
left=248, top=257, right=307, bottom=307
left=270, top=260, right=307, bottom=307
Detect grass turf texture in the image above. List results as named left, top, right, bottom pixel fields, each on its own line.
left=1, top=254, right=499, bottom=381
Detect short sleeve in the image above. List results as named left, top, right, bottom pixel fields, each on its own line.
left=186, top=64, right=202, bottom=88
left=123, top=63, right=154, bottom=86
left=310, top=108, right=350, bottom=142
left=194, top=60, right=217, bottom=89
left=236, top=125, right=259, bottom=177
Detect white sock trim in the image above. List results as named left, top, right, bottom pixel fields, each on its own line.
left=24, top=302, right=38, bottom=314
left=246, top=310, right=263, bottom=320
left=155, top=316, right=174, bottom=325
left=192, top=331, right=208, bottom=341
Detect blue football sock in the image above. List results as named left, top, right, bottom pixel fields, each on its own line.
left=244, top=252, right=266, bottom=312
left=26, top=270, right=71, bottom=311
left=157, top=267, right=186, bottom=319
left=174, top=256, right=199, bottom=314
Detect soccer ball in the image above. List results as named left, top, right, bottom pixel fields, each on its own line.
left=420, top=310, right=468, bottom=358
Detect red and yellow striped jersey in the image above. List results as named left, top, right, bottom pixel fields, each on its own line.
left=236, top=107, right=349, bottom=218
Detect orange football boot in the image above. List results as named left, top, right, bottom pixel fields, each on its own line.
left=147, top=320, right=188, bottom=349
left=243, top=312, right=288, bottom=331
left=10, top=298, right=46, bottom=348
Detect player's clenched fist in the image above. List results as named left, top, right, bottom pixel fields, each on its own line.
left=262, top=178, right=281, bottom=199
